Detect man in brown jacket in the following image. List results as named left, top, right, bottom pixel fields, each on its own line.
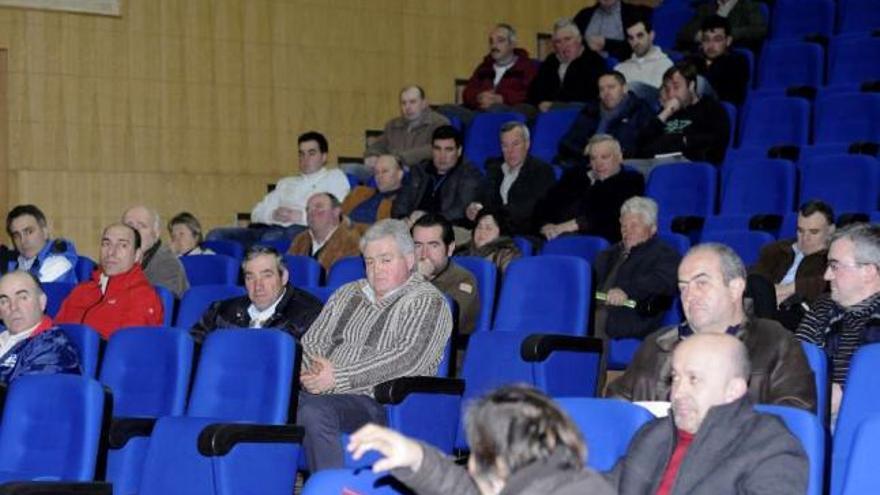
left=288, top=193, right=361, bottom=272
left=606, top=243, right=816, bottom=412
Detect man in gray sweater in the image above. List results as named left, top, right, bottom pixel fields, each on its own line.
left=297, top=219, right=452, bottom=472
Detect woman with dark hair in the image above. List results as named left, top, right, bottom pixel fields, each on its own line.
left=167, top=212, right=214, bottom=256
left=456, top=209, right=521, bottom=274
left=348, top=385, right=614, bottom=495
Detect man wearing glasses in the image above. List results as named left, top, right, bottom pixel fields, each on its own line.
left=797, top=223, right=880, bottom=422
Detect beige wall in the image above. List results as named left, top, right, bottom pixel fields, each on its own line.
left=0, top=0, right=599, bottom=258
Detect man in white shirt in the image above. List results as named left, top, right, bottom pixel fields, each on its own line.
left=5, top=205, right=78, bottom=283
left=614, top=17, right=673, bottom=101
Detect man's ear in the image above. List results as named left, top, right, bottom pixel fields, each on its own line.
left=281, top=267, right=290, bottom=286
left=447, top=242, right=456, bottom=257
left=134, top=248, right=143, bottom=264
left=725, top=377, right=748, bottom=402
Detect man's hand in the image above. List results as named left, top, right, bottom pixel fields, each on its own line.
left=606, top=288, right=629, bottom=306
left=587, top=35, right=605, bottom=52
left=466, top=202, right=483, bottom=222
left=658, top=97, right=682, bottom=122
left=301, top=356, right=336, bottom=394
left=348, top=423, right=425, bottom=473
left=541, top=220, right=578, bottom=240
left=538, top=101, right=554, bottom=113
left=272, top=206, right=302, bottom=224
left=774, top=283, right=796, bottom=306
left=477, top=91, right=503, bottom=110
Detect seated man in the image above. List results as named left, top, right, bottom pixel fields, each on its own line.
left=392, top=125, right=483, bottom=228
left=574, top=0, right=654, bottom=61
left=752, top=200, right=834, bottom=329
left=614, top=16, right=674, bottom=94
left=0, top=271, right=81, bottom=384
left=689, top=15, right=750, bottom=106
left=467, top=121, right=556, bottom=237
left=124, top=205, right=189, bottom=297
left=606, top=333, right=808, bottom=494
left=557, top=70, right=655, bottom=166
left=56, top=224, right=163, bottom=339
left=593, top=197, right=680, bottom=340
left=676, top=0, right=768, bottom=53
left=209, top=131, right=351, bottom=246
left=191, top=246, right=322, bottom=343
left=288, top=192, right=361, bottom=272
left=360, top=86, right=449, bottom=177
left=796, top=223, right=880, bottom=420
left=537, top=134, right=645, bottom=243
left=347, top=385, right=615, bottom=494
left=296, top=219, right=452, bottom=471
left=5, top=204, right=78, bottom=283
left=607, top=243, right=816, bottom=411
left=638, top=61, right=730, bottom=165
left=528, top=18, right=607, bottom=112
left=341, top=154, right=405, bottom=226
left=412, top=214, right=479, bottom=336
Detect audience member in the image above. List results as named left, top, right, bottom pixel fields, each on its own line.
left=296, top=219, right=452, bottom=471
left=689, top=15, right=750, bottom=105
left=528, top=18, right=607, bottom=112
left=392, top=126, right=482, bottom=227
left=593, top=197, right=680, bottom=340
left=123, top=205, right=189, bottom=297
left=191, top=246, right=322, bottom=343
left=348, top=385, right=615, bottom=495
left=412, top=214, right=479, bottom=336
left=557, top=71, right=655, bottom=166
left=751, top=200, right=834, bottom=329
left=468, top=121, right=556, bottom=236
left=677, top=0, right=768, bottom=53
left=5, top=205, right=78, bottom=283
left=607, top=243, right=816, bottom=412
left=606, top=333, right=809, bottom=495
left=639, top=61, right=730, bottom=165
left=56, top=224, right=163, bottom=339
left=361, top=86, right=449, bottom=175
left=288, top=193, right=361, bottom=272
left=574, top=0, right=654, bottom=61
left=457, top=209, right=521, bottom=275
left=167, top=212, right=215, bottom=256
left=0, top=271, right=81, bottom=384
left=796, top=223, right=880, bottom=420
left=537, top=134, right=645, bottom=243
left=613, top=17, right=673, bottom=94
left=341, top=154, right=405, bottom=226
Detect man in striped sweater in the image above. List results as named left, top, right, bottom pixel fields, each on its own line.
left=297, top=219, right=453, bottom=472
left=796, top=223, right=880, bottom=422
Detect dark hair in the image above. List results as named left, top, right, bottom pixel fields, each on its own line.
left=298, top=131, right=329, bottom=154
left=105, top=223, right=142, bottom=251
left=465, top=385, right=586, bottom=483
left=600, top=70, right=627, bottom=86
left=700, top=14, right=731, bottom=37
left=412, top=213, right=455, bottom=246
left=242, top=245, right=286, bottom=276
left=474, top=209, right=512, bottom=238
left=662, top=60, right=699, bottom=87
left=168, top=212, right=204, bottom=243
left=6, top=204, right=47, bottom=237
left=308, top=192, right=342, bottom=209
left=799, top=200, right=835, bottom=226
left=432, top=125, right=463, bottom=148
left=624, top=15, right=652, bottom=33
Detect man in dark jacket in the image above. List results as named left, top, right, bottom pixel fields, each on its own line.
left=558, top=70, right=655, bottom=166
left=467, top=121, right=556, bottom=236
left=689, top=15, right=750, bottom=105
left=574, top=0, right=654, bottom=61
left=606, top=333, right=808, bottom=495
left=607, top=243, right=816, bottom=412
left=191, top=246, right=322, bottom=343
left=392, top=126, right=483, bottom=227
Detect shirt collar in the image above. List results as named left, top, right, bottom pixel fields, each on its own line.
left=247, top=287, right=287, bottom=326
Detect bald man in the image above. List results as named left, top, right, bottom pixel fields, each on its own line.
left=606, top=333, right=808, bottom=494
left=123, top=205, right=189, bottom=297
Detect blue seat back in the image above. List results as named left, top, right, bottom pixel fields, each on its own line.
left=658, top=232, right=690, bottom=257
left=302, top=469, right=408, bottom=495
left=646, top=162, right=717, bottom=220
left=298, top=285, right=335, bottom=303
left=463, top=112, right=527, bottom=172
left=180, top=254, right=239, bottom=286
left=175, top=284, right=247, bottom=329
left=57, top=323, right=101, bottom=378
left=755, top=405, right=825, bottom=495
left=840, top=415, right=880, bottom=495
left=541, top=235, right=610, bottom=265
left=74, top=256, right=97, bottom=283
left=43, top=282, right=75, bottom=318
left=453, top=256, right=496, bottom=334
left=652, top=4, right=695, bottom=49
left=757, top=42, right=824, bottom=91
left=153, top=284, right=175, bottom=326
left=100, top=327, right=194, bottom=417
left=799, top=341, right=828, bottom=426
left=837, top=0, right=880, bottom=34
left=200, top=240, right=244, bottom=263
left=700, top=230, right=776, bottom=266
left=739, top=96, right=811, bottom=149
left=283, top=254, right=323, bottom=287
left=771, top=0, right=835, bottom=40
left=800, top=154, right=880, bottom=215
left=530, top=108, right=581, bottom=163
left=720, top=158, right=796, bottom=216
left=325, top=255, right=365, bottom=290
left=814, top=92, right=880, bottom=145
left=829, top=36, right=880, bottom=88
left=512, top=236, right=534, bottom=256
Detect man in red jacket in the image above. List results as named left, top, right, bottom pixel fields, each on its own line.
left=462, top=23, right=538, bottom=115
left=56, top=223, right=163, bottom=339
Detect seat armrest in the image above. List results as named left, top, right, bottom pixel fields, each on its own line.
left=521, top=334, right=603, bottom=362
left=197, top=423, right=305, bottom=456
left=374, top=377, right=465, bottom=405
left=0, top=482, right=112, bottom=495
left=107, top=417, right=158, bottom=449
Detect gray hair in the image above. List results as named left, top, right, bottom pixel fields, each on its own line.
left=831, top=223, right=880, bottom=267
left=686, top=243, right=747, bottom=285
left=241, top=245, right=286, bottom=276
left=553, top=18, right=582, bottom=39
left=499, top=121, right=530, bottom=141
left=359, top=219, right=415, bottom=257
left=585, top=134, right=622, bottom=158
left=494, top=23, right=517, bottom=44
left=620, top=196, right=658, bottom=227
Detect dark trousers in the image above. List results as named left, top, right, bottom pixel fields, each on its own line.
left=296, top=391, right=387, bottom=472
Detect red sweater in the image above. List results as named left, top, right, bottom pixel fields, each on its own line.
left=56, top=264, right=163, bottom=339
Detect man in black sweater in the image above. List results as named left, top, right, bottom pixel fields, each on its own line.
left=690, top=15, right=750, bottom=105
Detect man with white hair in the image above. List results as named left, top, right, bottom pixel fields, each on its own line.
left=593, top=196, right=680, bottom=339
left=797, top=223, right=880, bottom=419
left=296, top=219, right=452, bottom=471
left=123, top=205, right=189, bottom=297
left=606, top=333, right=809, bottom=494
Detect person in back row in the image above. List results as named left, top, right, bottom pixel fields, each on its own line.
left=5, top=204, right=78, bottom=283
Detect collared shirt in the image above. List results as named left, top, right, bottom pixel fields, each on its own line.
left=16, top=252, right=73, bottom=283
left=360, top=274, right=414, bottom=304
left=99, top=273, right=110, bottom=294
left=585, top=0, right=624, bottom=43
left=781, top=242, right=806, bottom=285
left=493, top=57, right=517, bottom=87
left=717, top=0, right=740, bottom=17
left=558, top=61, right=570, bottom=83
left=0, top=323, right=39, bottom=360
left=246, top=288, right=287, bottom=328
left=499, top=162, right=522, bottom=205
left=309, top=226, right=339, bottom=256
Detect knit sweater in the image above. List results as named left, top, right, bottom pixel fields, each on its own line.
left=301, top=273, right=452, bottom=396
